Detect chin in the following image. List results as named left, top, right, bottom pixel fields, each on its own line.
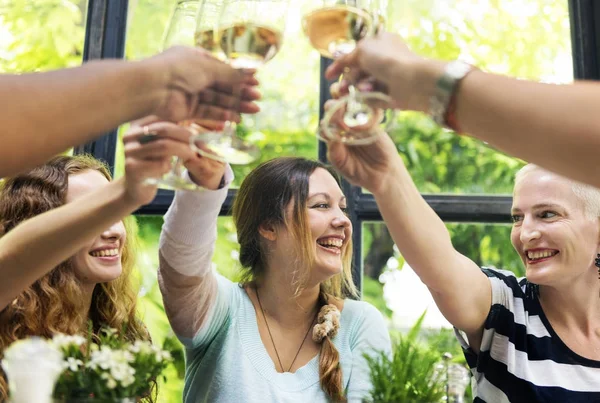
left=86, top=266, right=123, bottom=284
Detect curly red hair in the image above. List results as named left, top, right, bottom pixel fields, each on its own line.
left=0, top=155, right=150, bottom=400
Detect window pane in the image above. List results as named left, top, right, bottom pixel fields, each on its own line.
left=361, top=221, right=521, bottom=330
left=384, top=0, right=572, bottom=194
left=0, top=0, right=88, bottom=73
left=122, top=1, right=321, bottom=185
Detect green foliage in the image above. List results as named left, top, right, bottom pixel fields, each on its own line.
left=364, top=312, right=446, bottom=403
left=0, top=0, right=85, bottom=73
left=0, top=0, right=570, bottom=400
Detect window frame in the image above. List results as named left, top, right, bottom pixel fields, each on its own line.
left=77, top=0, right=599, bottom=293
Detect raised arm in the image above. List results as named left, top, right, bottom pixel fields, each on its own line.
left=157, top=167, right=231, bottom=340
left=0, top=121, right=183, bottom=311
left=0, top=46, right=259, bottom=177
left=327, top=32, right=600, bottom=188
left=327, top=132, right=491, bottom=339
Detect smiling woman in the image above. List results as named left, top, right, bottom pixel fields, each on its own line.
left=0, top=155, right=151, bottom=400
left=157, top=156, right=391, bottom=403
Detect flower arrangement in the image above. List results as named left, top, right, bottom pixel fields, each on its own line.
left=51, top=328, right=173, bottom=401
left=2, top=327, right=173, bottom=402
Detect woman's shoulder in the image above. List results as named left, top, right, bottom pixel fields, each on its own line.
left=339, top=298, right=391, bottom=351
left=340, top=298, right=388, bottom=333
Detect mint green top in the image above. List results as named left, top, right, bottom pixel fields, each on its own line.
left=178, top=275, right=391, bottom=403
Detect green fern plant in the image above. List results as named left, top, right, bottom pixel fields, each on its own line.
left=365, top=312, right=446, bottom=403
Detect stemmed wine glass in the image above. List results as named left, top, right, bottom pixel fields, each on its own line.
left=145, top=0, right=204, bottom=191
left=302, top=0, right=394, bottom=145
left=189, top=0, right=290, bottom=165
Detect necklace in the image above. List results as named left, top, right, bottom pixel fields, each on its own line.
left=255, top=287, right=317, bottom=373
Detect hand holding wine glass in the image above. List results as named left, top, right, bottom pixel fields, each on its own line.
left=325, top=31, right=432, bottom=113
left=301, top=0, right=395, bottom=145
left=150, top=0, right=260, bottom=190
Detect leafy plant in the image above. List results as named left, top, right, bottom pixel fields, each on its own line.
left=364, top=312, right=446, bottom=403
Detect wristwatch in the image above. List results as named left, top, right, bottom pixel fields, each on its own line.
left=429, top=60, right=474, bottom=130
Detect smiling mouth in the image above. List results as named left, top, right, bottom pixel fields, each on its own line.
left=526, top=250, right=558, bottom=263
left=317, top=238, right=343, bottom=254
left=89, top=249, right=119, bottom=258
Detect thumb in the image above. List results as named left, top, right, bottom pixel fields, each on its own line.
left=325, top=50, right=360, bottom=80
left=326, top=141, right=347, bottom=169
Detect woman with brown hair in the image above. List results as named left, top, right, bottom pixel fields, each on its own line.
left=158, top=156, right=391, bottom=402
left=0, top=118, right=228, bottom=400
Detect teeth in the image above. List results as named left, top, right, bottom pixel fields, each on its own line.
left=90, top=248, right=119, bottom=257
left=527, top=250, right=556, bottom=260
left=317, top=238, right=343, bottom=248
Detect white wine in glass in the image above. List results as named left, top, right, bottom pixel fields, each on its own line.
left=145, top=0, right=204, bottom=191
left=219, top=23, right=283, bottom=69
left=190, top=0, right=289, bottom=165
left=302, top=0, right=394, bottom=145
left=194, top=0, right=226, bottom=60
left=302, top=5, right=372, bottom=59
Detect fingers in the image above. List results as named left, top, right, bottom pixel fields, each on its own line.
left=124, top=138, right=194, bottom=162
left=198, top=86, right=261, bottom=114
left=124, top=158, right=172, bottom=183
left=212, top=69, right=260, bottom=92
left=123, top=121, right=192, bottom=145
left=193, top=103, right=242, bottom=123
left=325, top=50, right=360, bottom=80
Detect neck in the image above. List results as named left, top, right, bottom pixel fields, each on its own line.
left=539, top=272, right=600, bottom=335
left=78, top=283, right=96, bottom=330
left=255, top=270, right=321, bottom=329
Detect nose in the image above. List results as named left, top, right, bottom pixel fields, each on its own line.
left=332, top=207, right=351, bottom=229
left=519, top=217, right=541, bottom=244
left=101, top=221, right=126, bottom=242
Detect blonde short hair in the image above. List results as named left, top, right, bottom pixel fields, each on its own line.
left=515, top=164, right=600, bottom=219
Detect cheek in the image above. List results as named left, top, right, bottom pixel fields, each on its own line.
left=510, top=228, right=520, bottom=251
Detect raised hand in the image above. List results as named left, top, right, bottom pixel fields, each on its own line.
left=123, top=117, right=227, bottom=205
left=148, top=47, right=261, bottom=123
left=325, top=32, right=439, bottom=113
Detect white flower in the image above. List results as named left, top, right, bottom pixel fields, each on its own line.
left=106, top=376, right=117, bottom=390
left=129, top=340, right=152, bottom=355
left=52, top=334, right=86, bottom=349
left=64, top=357, right=83, bottom=372
left=2, top=337, right=64, bottom=403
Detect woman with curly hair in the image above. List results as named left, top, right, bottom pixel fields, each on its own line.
left=0, top=118, right=226, bottom=400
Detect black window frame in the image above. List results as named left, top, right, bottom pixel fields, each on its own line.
left=77, top=0, right=600, bottom=294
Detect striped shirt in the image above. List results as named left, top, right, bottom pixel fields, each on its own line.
left=454, top=268, right=600, bottom=403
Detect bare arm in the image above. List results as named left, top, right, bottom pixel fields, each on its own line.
left=0, top=120, right=195, bottom=312
left=327, top=134, right=491, bottom=336
left=0, top=179, right=139, bottom=310
left=0, top=61, right=161, bottom=177
left=0, top=46, right=259, bottom=177
left=327, top=32, right=600, bottom=188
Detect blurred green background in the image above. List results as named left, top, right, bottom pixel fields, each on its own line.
left=0, top=0, right=572, bottom=400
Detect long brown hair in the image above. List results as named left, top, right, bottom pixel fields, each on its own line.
left=232, top=157, right=356, bottom=401
left=0, top=155, right=149, bottom=400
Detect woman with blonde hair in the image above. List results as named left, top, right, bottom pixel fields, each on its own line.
left=0, top=118, right=228, bottom=400
left=158, top=156, right=391, bottom=402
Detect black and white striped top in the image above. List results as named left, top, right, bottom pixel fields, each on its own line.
left=454, top=268, right=600, bottom=403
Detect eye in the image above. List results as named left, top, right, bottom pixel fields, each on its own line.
left=340, top=206, right=349, bottom=216
left=510, top=214, right=523, bottom=223
left=539, top=210, right=557, bottom=219
left=311, top=203, right=329, bottom=209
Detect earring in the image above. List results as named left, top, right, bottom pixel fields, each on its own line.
left=595, top=253, right=600, bottom=280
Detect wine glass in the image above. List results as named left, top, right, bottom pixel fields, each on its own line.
left=145, top=0, right=204, bottom=191
left=302, top=0, right=394, bottom=145
left=189, top=0, right=290, bottom=165
left=193, top=0, right=226, bottom=60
